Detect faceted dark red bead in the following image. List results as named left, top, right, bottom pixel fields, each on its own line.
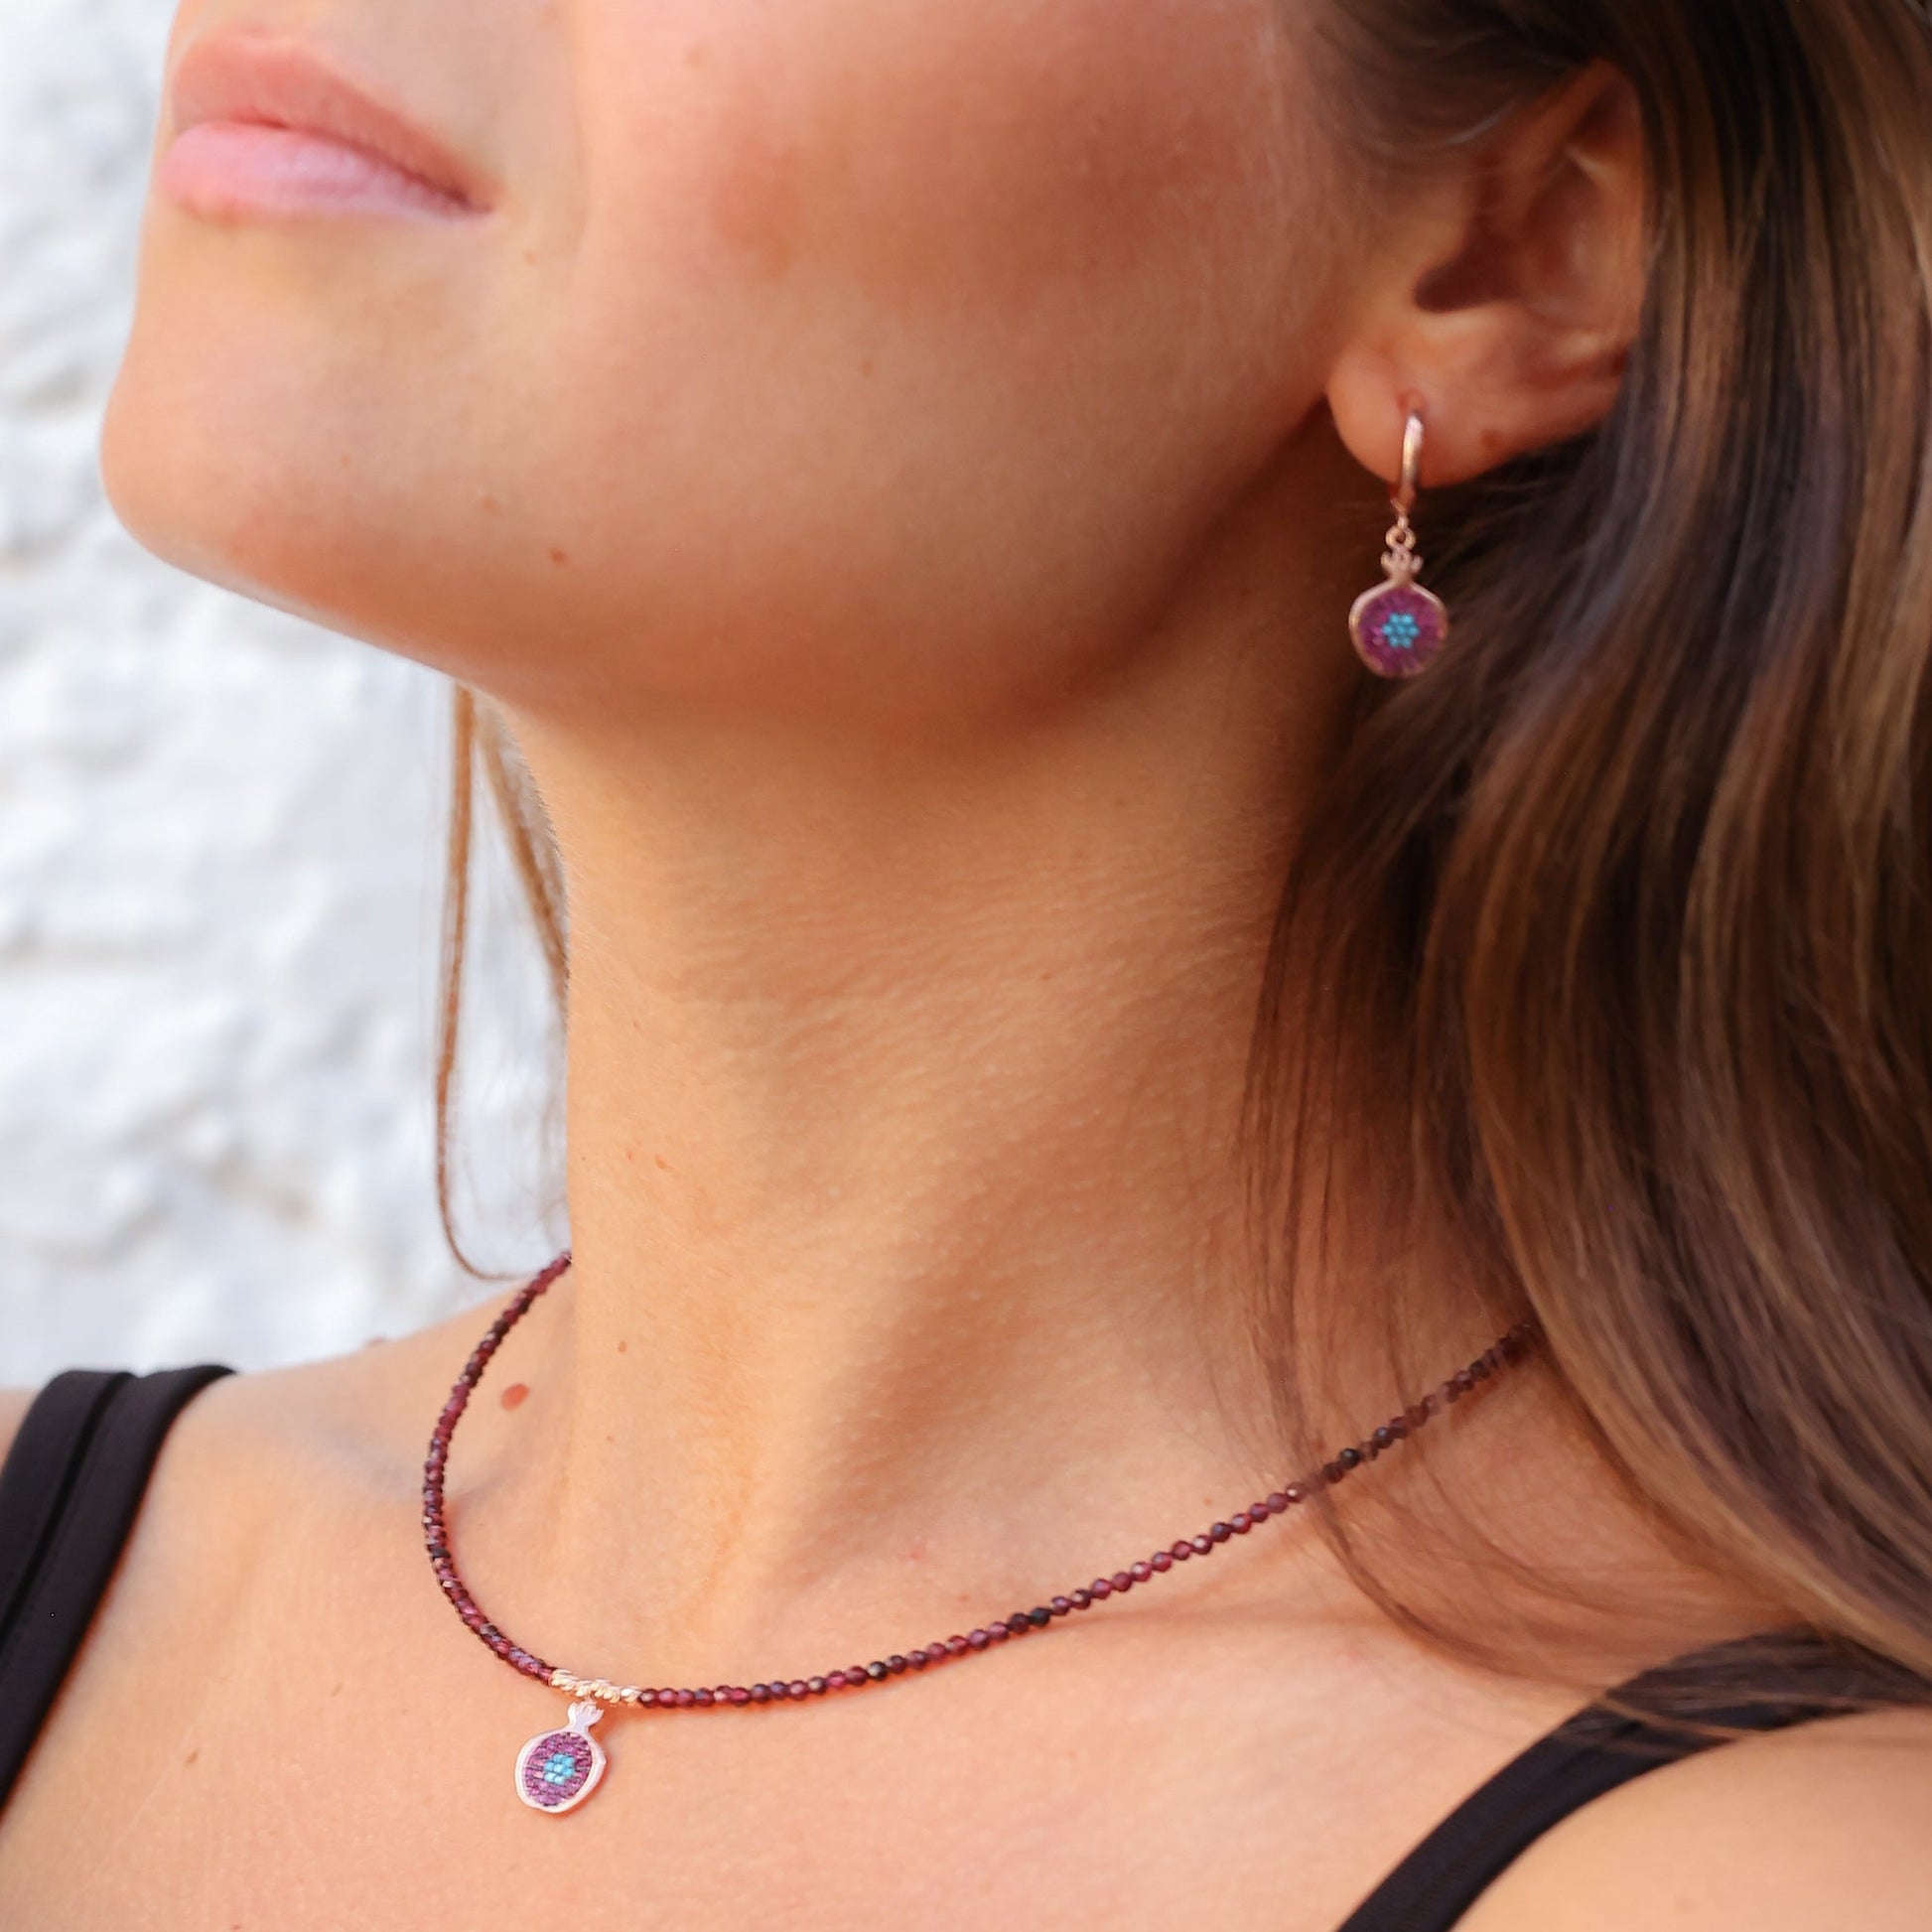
left=422, top=1255, right=1528, bottom=1729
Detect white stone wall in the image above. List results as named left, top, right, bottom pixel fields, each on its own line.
left=0, top=0, right=562, bottom=1382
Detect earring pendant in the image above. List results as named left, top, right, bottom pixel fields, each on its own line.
left=1349, top=410, right=1449, bottom=679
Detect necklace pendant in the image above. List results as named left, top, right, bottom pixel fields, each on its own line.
left=515, top=1700, right=608, bottom=1815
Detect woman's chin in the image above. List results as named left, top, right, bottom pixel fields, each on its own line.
left=103, top=355, right=311, bottom=609
left=98, top=337, right=463, bottom=657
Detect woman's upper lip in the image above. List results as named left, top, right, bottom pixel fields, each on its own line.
left=167, top=33, right=495, bottom=211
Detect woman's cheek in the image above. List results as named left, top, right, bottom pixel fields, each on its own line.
left=583, top=0, right=1289, bottom=323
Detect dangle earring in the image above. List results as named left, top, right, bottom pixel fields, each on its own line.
left=1349, top=408, right=1449, bottom=679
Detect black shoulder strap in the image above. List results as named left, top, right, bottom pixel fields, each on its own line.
left=1336, top=1634, right=1926, bottom=1932
left=0, top=1364, right=233, bottom=1811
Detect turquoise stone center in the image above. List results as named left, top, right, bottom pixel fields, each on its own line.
left=543, top=1750, right=579, bottom=1784
left=1380, top=610, right=1422, bottom=650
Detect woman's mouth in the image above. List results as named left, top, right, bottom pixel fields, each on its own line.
left=158, top=34, right=493, bottom=223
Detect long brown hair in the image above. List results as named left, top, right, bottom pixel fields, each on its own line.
left=440, top=0, right=1932, bottom=1692
left=435, top=688, right=567, bottom=1273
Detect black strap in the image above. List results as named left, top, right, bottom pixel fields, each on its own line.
left=1336, top=1634, right=1925, bottom=1931
left=0, top=1364, right=233, bottom=1811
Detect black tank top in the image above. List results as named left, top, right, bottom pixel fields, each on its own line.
left=0, top=1365, right=1918, bottom=1926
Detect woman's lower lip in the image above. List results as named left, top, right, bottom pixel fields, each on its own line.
left=157, top=121, right=483, bottom=222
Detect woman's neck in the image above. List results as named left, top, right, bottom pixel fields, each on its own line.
left=425, top=479, right=1765, bottom=1697
left=459, top=444, right=1400, bottom=1679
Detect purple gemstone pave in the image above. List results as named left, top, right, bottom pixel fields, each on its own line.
left=520, top=1729, right=597, bottom=1810
left=1352, top=582, right=1449, bottom=679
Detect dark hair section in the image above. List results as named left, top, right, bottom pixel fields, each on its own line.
left=440, top=0, right=1932, bottom=1707
left=1246, top=0, right=1932, bottom=1697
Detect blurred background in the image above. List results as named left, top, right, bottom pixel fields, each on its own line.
left=0, top=0, right=562, bottom=1382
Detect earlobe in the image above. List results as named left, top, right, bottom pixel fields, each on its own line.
left=1323, top=60, right=1647, bottom=495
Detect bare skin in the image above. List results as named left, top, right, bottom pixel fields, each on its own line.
left=2, top=0, right=1926, bottom=1925
left=1, top=1336, right=1925, bottom=1931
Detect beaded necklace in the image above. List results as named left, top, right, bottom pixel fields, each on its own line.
left=422, top=1252, right=1536, bottom=1815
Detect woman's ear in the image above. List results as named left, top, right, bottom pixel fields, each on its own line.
left=1326, top=60, right=1648, bottom=493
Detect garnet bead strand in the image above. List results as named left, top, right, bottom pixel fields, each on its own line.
left=424, top=1254, right=1536, bottom=1716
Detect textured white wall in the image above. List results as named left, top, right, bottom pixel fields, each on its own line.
left=0, top=0, right=562, bottom=1382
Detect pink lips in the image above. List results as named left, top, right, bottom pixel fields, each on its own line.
left=158, top=36, right=493, bottom=222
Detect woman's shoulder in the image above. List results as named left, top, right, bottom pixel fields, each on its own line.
left=0, top=1301, right=532, bottom=1889
left=0, top=1388, right=31, bottom=1466
left=0, top=1299, right=506, bottom=1620
left=0, top=1294, right=505, bottom=1471
left=1463, top=1702, right=1932, bottom=1931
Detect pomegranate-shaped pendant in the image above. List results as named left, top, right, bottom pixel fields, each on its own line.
left=1349, top=412, right=1449, bottom=681
left=1349, top=559, right=1449, bottom=679
left=1350, top=576, right=1449, bottom=679
left=515, top=1700, right=607, bottom=1815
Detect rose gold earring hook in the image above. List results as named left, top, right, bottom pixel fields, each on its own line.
left=1348, top=405, right=1450, bottom=678
left=1393, top=409, right=1427, bottom=516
